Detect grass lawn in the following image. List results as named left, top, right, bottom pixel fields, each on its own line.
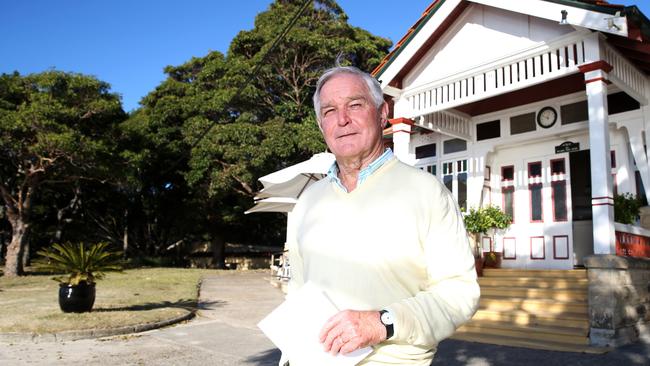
left=0, top=267, right=224, bottom=334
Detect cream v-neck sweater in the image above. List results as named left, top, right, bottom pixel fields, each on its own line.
left=285, top=158, right=480, bottom=365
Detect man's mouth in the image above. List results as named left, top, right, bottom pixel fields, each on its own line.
left=336, top=132, right=357, bottom=139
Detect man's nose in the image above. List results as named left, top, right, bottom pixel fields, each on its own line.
left=336, top=108, right=351, bottom=126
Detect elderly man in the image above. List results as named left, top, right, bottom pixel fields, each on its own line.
left=283, top=66, right=480, bottom=365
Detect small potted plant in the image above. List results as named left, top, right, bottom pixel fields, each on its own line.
left=463, top=205, right=512, bottom=274
left=614, top=193, right=642, bottom=225
left=37, top=242, right=123, bottom=313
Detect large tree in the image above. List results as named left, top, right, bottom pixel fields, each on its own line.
left=129, top=0, right=391, bottom=266
left=0, top=71, right=126, bottom=276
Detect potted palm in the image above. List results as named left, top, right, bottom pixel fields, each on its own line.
left=463, top=205, right=512, bottom=274
left=37, top=242, right=123, bottom=313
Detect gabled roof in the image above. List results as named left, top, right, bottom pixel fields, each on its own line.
left=372, top=0, right=650, bottom=82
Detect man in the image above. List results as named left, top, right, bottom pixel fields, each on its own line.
left=283, top=66, right=480, bottom=365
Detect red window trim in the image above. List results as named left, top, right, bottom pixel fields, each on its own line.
left=530, top=236, right=546, bottom=260
left=551, top=180, right=568, bottom=222
left=553, top=235, right=570, bottom=259
left=529, top=183, right=543, bottom=223
left=501, top=165, right=514, bottom=182
left=527, top=161, right=542, bottom=178
left=502, top=186, right=515, bottom=224
left=503, top=237, right=516, bottom=259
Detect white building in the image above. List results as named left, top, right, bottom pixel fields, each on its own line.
left=374, top=0, right=650, bottom=269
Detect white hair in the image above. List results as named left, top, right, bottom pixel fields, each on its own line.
left=313, top=66, right=384, bottom=124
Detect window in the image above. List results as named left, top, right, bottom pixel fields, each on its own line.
left=502, top=166, right=514, bottom=181
left=551, top=159, right=565, bottom=175
left=611, top=150, right=617, bottom=196
left=550, top=158, right=567, bottom=221
left=501, top=165, right=515, bottom=222
left=561, top=101, right=588, bottom=125
left=502, top=186, right=515, bottom=220
left=552, top=181, right=568, bottom=221
left=415, top=143, right=436, bottom=159
left=443, top=162, right=453, bottom=193
left=476, top=120, right=500, bottom=141
left=426, top=165, right=436, bottom=176
left=457, top=161, right=468, bottom=212
left=528, top=162, right=542, bottom=178
left=530, top=183, right=543, bottom=222
left=608, top=92, right=640, bottom=115
left=442, top=160, right=467, bottom=212
left=510, top=112, right=536, bottom=135
left=443, top=138, right=467, bottom=154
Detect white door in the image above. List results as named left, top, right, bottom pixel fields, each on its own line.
left=498, top=154, right=573, bottom=269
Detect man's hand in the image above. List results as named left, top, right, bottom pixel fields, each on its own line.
left=319, top=310, right=387, bottom=355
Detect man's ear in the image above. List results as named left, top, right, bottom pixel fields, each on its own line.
left=379, top=102, right=389, bottom=128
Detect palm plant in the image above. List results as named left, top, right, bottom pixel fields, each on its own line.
left=37, top=242, right=123, bottom=285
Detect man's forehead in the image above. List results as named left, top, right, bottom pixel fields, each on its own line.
left=320, top=74, right=370, bottom=104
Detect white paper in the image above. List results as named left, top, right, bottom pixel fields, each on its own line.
left=258, top=281, right=372, bottom=366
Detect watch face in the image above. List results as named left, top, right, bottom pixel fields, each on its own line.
left=380, top=310, right=394, bottom=325
left=537, top=107, right=557, bottom=129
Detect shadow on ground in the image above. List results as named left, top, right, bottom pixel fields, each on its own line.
left=431, top=339, right=650, bottom=366
left=93, top=299, right=226, bottom=312
left=244, top=348, right=281, bottom=366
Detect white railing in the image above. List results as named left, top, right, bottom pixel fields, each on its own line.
left=416, top=110, right=471, bottom=140
left=403, top=33, right=589, bottom=118
left=602, top=41, right=648, bottom=103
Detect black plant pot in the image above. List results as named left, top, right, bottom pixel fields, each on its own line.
left=59, top=282, right=96, bottom=313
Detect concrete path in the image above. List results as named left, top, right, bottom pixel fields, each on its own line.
left=1, top=270, right=649, bottom=366
left=0, top=271, right=284, bottom=366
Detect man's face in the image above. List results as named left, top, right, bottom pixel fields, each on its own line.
left=318, top=73, right=387, bottom=161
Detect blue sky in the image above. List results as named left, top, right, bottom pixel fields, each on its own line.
left=1, top=0, right=647, bottom=112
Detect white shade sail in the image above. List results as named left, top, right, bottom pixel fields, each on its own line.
left=246, top=152, right=335, bottom=214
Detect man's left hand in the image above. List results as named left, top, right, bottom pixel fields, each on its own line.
left=319, top=310, right=386, bottom=355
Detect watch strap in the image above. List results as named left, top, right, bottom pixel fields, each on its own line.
left=379, top=310, right=394, bottom=340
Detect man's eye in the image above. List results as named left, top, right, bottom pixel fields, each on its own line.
left=323, top=109, right=334, bottom=116
left=350, top=103, right=362, bottom=109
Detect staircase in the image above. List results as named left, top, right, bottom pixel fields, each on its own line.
left=452, top=268, right=608, bottom=353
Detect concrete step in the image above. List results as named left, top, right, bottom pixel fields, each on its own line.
left=479, top=277, right=588, bottom=289
left=480, top=296, right=588, bottom=314
left=480, top=286, right=588, bottom=302
left=471, top=309, right=589, bottom=330
left=457, top=321, right=589, bottom=345
left=450, top=332, right=609, bottom=354
left=482, top=268, right=587, bottom=279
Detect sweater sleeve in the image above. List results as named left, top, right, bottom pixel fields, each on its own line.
left=386, top=186, right=480, bottom=347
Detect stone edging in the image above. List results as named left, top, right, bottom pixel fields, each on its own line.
left=0, top=310, right=195, bottom=343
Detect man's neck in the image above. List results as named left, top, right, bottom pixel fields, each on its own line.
left=336, top=145, right=384, bottom=192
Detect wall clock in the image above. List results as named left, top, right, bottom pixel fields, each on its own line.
left=536, top=106, right=557, bottom=129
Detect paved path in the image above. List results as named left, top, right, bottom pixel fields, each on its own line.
left=1, top=270, right=649, bottom=366
left=0, top=271, right=284, bottom=366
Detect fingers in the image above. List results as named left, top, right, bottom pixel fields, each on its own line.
left=319, top=310, right=384, bottom=356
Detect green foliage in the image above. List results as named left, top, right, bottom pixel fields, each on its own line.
left=614, top=193, right=643, bottom=225
left=123, top=0, right=391, bottom=249
left=37, top=242, right=123, bottom=285
left=463, top=205, right=512, bottom=235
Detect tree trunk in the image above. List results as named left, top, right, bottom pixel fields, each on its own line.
left=4, top=220, right=29, bottom=277
left=211, top=235, right=226, bottom=269
left=122, top=208, right=129, bottom=258
left=21, top=237, right=30, bottom=268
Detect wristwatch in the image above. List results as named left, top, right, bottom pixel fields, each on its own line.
left=379, top=309, right=394, bottom=339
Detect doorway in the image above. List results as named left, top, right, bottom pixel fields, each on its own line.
left=570, top=150, right=592, bottom=221
left=569, top=149, right=594, bottom=266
